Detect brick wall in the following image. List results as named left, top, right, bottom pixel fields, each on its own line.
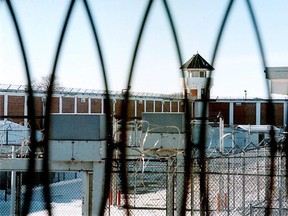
left=62, top=97, right=74, bottom=113
left=146, top=100, right=154, bottom=112
left=114, top=100, right=121, bottom=118
left=34, top=97, right=43, bottom=129
left=163, top=101, right=170, bottom=112
left=114, top=99, right=135, bottom=120
left=2, top=92, right=286, bottom=128
left=209, top=102, right=230, bottom=124
left=127, top=100, right=135, bottom=118
left=234, top=103, right=256, bottom=125
left=155, top=101, right=162, bottom=112
left=8, top=96, right=25, bottom=123
left=0, top=96, right=3, bottom=120
left=261, top=103, right=283, bottom=126
left=136, top=101, right=144, bottom=118
left=77, top=98, right=88, bottom=113
left=91, top=98, right=102, bottom=113
left=172, top=101, right=179, bottom=112
left=51, top=97, right=59, bottom=113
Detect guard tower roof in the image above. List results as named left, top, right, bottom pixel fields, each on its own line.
left=180, top=53, right=214, bottom=71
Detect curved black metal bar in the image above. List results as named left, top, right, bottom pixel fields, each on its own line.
left=285, top=120, right=288, bottom=200
left=120, top=1, right=154, bottom=214
left=39, top=1, right=76, bottom=216
left=82, top=0, right=113, bottom=215
left=161, top=0, right=192, bottom=215
left=2, top=1, right=281, bottom=215
left=204, top=0, right=275, bottom=214
left=162, top=0, right=183, bottom=67
left=198, top=0, right=236, bottom=214
left=210, top=0, right=235, bottom=67
left=5, top=1, right=38, bottom=215
left=244, top=1, right=276, bottom=215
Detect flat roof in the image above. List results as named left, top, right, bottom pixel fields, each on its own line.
left=265, top=67, right=288, bottom=79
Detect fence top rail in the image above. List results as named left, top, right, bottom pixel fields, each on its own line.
left=3, top=83, right=288, bottom=102
left=0, top=83, right=185, bottom=100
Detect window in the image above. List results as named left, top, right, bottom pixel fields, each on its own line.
left=191, top=72, right=199, bottom=77
left=200, top=71, right=206, bottom=77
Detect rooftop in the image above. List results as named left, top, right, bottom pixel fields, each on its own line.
left=180, top=53, right=214, bottom=71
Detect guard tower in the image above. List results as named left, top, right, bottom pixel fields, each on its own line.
left=265, top=67, right=288, bottom=95
left=180, top=53, right=214, bottom=118
left=180, top=53, right=214, bottom=99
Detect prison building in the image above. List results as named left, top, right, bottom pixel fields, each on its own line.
left=0, top=84, right=287, bottom=129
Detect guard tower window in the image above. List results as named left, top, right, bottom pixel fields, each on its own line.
left=191, top=72, right=199, bottom=77
left=190, top=71, right=206, bottom=77
left=200, top=71, right=206, bottom=77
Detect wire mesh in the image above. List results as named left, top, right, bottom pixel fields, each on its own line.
left=1, top=139, right=288, bottom=215
left=0, top=172, right=82, bottom=216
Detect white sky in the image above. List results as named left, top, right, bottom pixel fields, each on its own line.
left=1, top=0, right=288, bottom=98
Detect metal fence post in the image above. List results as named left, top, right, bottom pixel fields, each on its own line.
left=257, top=148, right=260, bottom=201
left=10, top=146, right=16, bottom=216
left=15, top=172, right=21, bottom=216
left=167, top=158, right=175, bottom=215
left=227, top=156, right=230, bottom=215
left=190, top=162, right=194, bottom=216
left=232, top=156, right=235, bottom=209
left=176, top=154, right=185, bottom=216
left=278, top=154, right=283, bottom=216
left=242, top=153, right=246, bottom=215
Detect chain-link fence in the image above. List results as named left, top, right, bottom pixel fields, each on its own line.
left=102, top=146, right=288, bottom=216
left=1, top=146, right=288, bottom=215
left=0, top=172, right=82, bottom=216
left=106, top=160, right=168, bottom=215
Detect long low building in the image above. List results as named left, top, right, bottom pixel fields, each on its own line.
left=0, top=84, right=287, bottom=129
